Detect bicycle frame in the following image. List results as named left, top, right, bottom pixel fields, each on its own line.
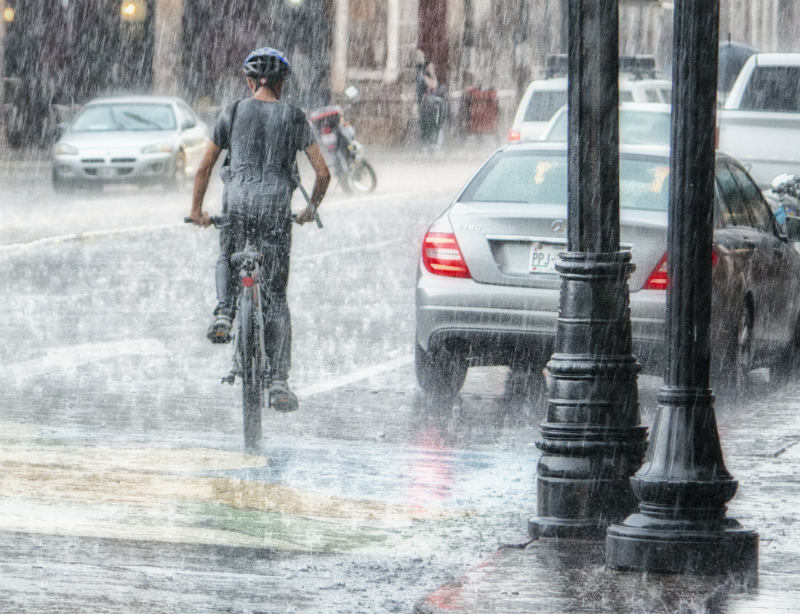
left=230, top=251, right=269, bottom=387
left=227, top=244, right=270, bottom=451
left=184, top=188, right=321, bottom=450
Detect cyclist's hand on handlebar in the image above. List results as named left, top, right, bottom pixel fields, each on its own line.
left=187, top=211, right=211, bottom=227
left=294, top=205, right=316, bottom=225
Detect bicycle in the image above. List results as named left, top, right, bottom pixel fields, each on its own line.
left=185, top=197, right=321, bottom=450
left=183, top=214, right=268, bottom=450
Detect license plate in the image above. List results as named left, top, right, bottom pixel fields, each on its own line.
left=529, top=242, right=561, bottom=273
left=99, top=167, right=115, bottom=177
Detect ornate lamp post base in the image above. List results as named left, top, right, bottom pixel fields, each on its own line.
left=606, top=388, right=758, bottom=574
left=606, top=518, right=758, bottom=574
left=530, top=253, right=648, bottom=540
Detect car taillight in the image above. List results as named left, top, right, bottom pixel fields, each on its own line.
left=643, top=253, right=668, bottom=290
left=643, top=249, right=718, bottom=290
left=508, top=129, right=521, bottom=141
left=422, top=232, right=471, bottom=278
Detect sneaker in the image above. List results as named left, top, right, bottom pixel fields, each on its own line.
left=206, top=315, right=232, bottom=344
left=269, top=381, right=299, bottom=412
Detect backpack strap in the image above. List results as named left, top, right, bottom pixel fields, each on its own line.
left=223, top=98, right=242, bottom=168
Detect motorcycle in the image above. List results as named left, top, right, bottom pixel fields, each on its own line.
left=766, top=173, right=800, bottom=229
left=309, top=89, right=377, bottom=194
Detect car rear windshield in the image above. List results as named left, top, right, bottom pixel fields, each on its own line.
left=459, top=151, right=670, bottom=211
left=545, top=109, right=671, bottom=145
left=71, top=103, right=177, bottom=132
left=739, top=66, right=800, bottom=112
left=524, top=90, right=567, bottom=122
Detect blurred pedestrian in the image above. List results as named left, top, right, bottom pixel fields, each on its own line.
left=417, top=60, right=445, bottom=150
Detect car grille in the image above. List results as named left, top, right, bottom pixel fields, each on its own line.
left=81, top=158, right=104, bottom=163
left=82, top=168, right=133, bottom=176
left=111, top=157, right=136, bottom=163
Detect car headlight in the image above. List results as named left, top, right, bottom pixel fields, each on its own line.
left=141, top=142, right=173, bottom=154
left=54, top=143, right=79, bottom=155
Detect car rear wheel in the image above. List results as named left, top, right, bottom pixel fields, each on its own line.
left=726, top=304, right=753, bottom=394
left=774, top=310, right=800, bottom=380
left=415, top=343, right=468, bottom=400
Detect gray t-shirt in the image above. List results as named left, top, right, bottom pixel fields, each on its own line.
left=213, top=98, right=315, bottom=197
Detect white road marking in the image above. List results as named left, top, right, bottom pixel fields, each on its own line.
left=295, top=355, right=412, bottom=397
left=6, top=338, right=170, bottom=381
left=0, top=188, right=440, bottom=252
left=0, top=223, right=181, bottom=253
left=294, top=238, right=402, bottom=261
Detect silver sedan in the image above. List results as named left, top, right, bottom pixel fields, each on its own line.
left=51, top=95, right=210, bottom=192
left=415, top=142, right=800, bottom=397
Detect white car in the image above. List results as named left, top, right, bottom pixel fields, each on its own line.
left=51, top=95, right=210, bottom=192
left=508, top=70, right=671, bottom=142
left=541, top=102, right=671, bottom=145
left=717, top=52, right=800, bottom=188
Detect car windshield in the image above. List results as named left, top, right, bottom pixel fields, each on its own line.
left=459, top=150, right=670, bottom=211
left=523, top=90, right=567, bottom=122
left=70, top=103, right=177, bottom=132
left=546, top=109, right=671, bottom=145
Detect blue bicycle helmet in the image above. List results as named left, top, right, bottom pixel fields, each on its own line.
left=243, top=47, right=291, bottom=79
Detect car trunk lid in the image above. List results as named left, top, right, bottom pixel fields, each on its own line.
left=449, top=202, right=667, bottom=291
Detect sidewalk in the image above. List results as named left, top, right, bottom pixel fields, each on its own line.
left=415, top=382, right=800, bottom=614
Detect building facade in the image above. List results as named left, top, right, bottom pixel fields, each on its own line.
left=1, top=0, right=799, bottom=147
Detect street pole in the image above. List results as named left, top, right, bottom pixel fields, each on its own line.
left=530, top=0, right=647, bottom=540
left=153, top=0, right=184, bottom=96
left=606, top=0, right=758, bottom=574
left=0, top=0, right=5, bottom=138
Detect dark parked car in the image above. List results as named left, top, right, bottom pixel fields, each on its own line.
left=415, top=142, right=800, bottom=397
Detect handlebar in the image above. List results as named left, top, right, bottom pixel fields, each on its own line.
left=185, top=168, right=322, bottom=230
left=184, top=213, right=320, bottom=228
left=184, top=216, right=226, bottom=227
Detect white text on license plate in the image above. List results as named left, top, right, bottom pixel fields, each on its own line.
left=529, top=243, right=560, bottom=273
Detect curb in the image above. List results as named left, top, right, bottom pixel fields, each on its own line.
left=413, top=539, right=755, bottom=614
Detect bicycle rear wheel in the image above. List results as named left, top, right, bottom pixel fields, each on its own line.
left=239, top=287, right=263, bottom=451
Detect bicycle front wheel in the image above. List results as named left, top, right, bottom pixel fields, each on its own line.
left=239, top=287, right=263, bottom=451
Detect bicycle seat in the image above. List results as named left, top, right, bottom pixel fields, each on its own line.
left=231, top=250, right=263, bottom=267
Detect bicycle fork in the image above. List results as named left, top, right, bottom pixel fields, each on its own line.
left=221, top=267, right=270, bottom=390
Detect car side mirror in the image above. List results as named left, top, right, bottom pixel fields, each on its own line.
left=786, top=216, right=800, bottom=242
left=181, top=119, right=196, bottom=131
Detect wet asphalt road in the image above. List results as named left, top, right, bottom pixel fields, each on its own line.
left=0, top=154, right=779, bottom=613
left=0, top=154, right=543, bottom=613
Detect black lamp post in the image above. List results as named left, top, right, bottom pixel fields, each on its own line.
left=606, top=0, right=758, bottom=574
left=530, top=0, right=647, bottom=539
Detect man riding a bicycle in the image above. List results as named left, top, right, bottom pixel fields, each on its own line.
left=188, top=46, right=330, bottom=413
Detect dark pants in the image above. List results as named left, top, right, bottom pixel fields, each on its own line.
left=215, top=194, right=292, bottom=381
left=420, top=94, right=444, bottom=145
